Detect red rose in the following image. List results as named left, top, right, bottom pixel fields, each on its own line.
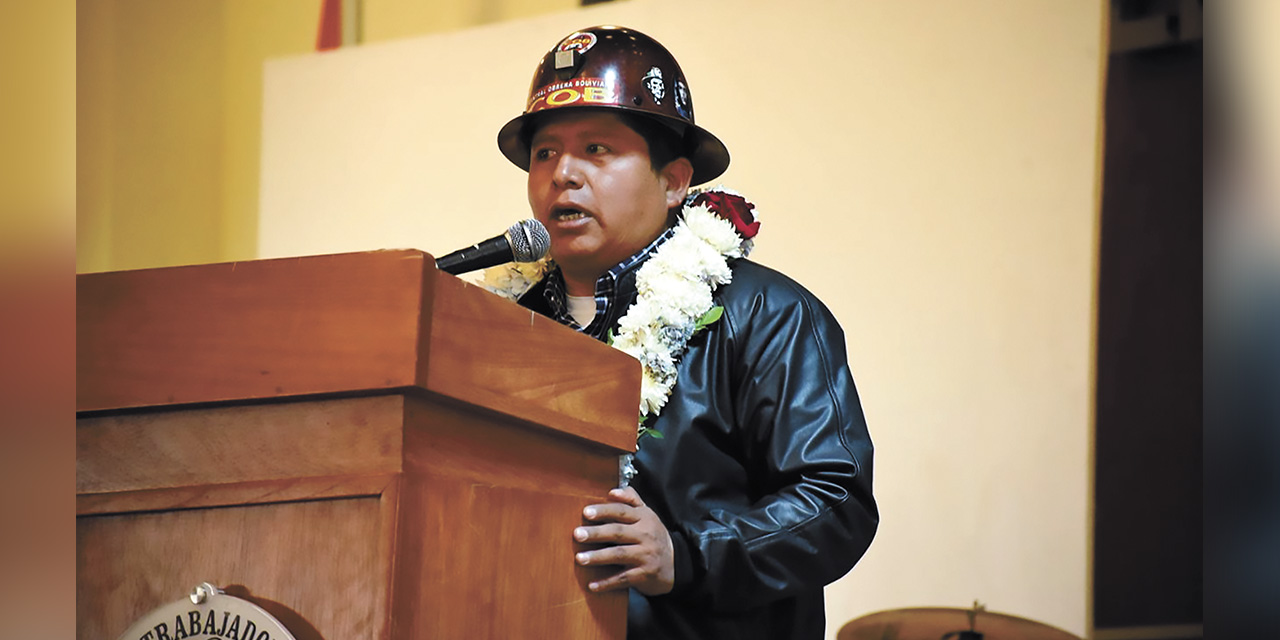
left=691, top=190, right=760, bottom=239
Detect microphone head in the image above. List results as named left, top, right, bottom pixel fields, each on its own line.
left=506, top=219, right=551, bottom=263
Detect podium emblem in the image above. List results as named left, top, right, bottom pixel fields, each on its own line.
left=116, top=583, right=297, bottom=640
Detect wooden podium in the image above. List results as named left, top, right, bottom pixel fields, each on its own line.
left=76, top=250, right=640, bottom=640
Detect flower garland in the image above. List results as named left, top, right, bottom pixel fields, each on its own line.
left=479, top=186, right=761, bottom=443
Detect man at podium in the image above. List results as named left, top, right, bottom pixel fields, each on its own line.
left=490, top=26, right=878, bottom=639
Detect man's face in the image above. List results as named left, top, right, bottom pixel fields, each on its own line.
left=527, top=111, right=687, bottom=281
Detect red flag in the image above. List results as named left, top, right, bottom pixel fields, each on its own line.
left=316, top=0, right=342, bottom=51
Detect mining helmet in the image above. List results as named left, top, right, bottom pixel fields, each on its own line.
left=497, top=25, right=730, bottom=185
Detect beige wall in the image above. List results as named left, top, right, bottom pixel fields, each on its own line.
left=364, top=0, right=579, bottom=43
left=75, top=0, right=576, bottom=273
left=260, top=1, right=1105, bottom=637
left=77, top=0, right=225, bottom=272
left=76, top=0, right=317, bottom=273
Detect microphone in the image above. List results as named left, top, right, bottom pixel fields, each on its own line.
left=434, top=219, right=551, bottom=275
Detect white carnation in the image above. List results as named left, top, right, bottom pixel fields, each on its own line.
left=640, top=373, right=671, bottom=415
left=682, top=205, right=744, bottom=255
left=654, top=278, right=712, bottom=320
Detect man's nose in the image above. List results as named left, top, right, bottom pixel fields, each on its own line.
left=553, top=153, right=584, bottom=188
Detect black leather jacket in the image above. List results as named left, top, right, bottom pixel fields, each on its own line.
left=522, top=258, right=877, bottom=639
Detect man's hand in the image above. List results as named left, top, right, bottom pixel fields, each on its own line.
left=574, top=486, right=675, bottom=595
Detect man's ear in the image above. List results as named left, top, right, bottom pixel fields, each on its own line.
left=661, top=157, right=695, bottom=210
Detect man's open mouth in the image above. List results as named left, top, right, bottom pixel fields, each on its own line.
left=552, top=207, right=590, bottom=221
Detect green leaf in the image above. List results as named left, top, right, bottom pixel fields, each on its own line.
left=639, top=426, right=665, bottom=440
left=694, top=305, right=724, bottom=332
left=606, top=329, right=616, bottom=345
left=699, top=306, right=724, bottom=325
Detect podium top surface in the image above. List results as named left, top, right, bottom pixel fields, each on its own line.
left=77, top=250, right=639, bottom=452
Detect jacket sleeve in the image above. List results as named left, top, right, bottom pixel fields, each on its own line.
left=665, top=277, right=879, bottom=611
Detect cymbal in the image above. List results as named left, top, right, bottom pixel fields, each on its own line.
left=837, top=606, right=1082, bottom=640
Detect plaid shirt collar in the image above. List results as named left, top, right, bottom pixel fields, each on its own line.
left=542, top=227, right=676, bottom=340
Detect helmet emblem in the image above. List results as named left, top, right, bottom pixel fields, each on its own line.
left=557, top=31, right=597, bottom=55
left=674, top=79, right=691, bottom=119
left=554, top=32, right=597, bottom=73
left=643, top=66, right=665, bottom=105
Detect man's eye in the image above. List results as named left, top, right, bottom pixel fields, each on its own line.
left=586, top=143, right=607, bottom=154
left=533, top=148, right=553, bottom=161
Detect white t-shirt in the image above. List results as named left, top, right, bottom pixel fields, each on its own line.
left=567, top=295, right=596, bottom=327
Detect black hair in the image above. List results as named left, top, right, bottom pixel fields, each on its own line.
left=612, top=111, right=688, bottom=173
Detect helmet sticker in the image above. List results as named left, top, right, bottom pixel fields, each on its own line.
left=674, top=79, right=691, bottom=120
left=527, top=76, right=622, bottom=113
left=642, top=67, right=665, bottom=105
left=556, top=31, right=598, bottom=55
